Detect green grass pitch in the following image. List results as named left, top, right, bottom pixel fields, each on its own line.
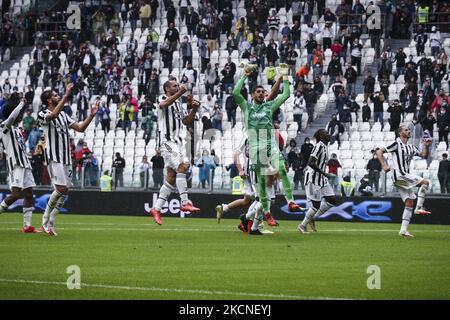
left=0, top=213, right=449, bottom=300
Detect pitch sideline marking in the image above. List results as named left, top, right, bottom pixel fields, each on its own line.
left=0, top=278, right=356, bottom=300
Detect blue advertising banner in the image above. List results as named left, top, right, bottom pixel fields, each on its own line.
left=0, top=188, right=449, bottom=225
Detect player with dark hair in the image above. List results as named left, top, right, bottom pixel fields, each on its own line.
left=233, top=63, right=302, bottom=228
left=38, top=83, right=99, bottom=236
left=0, top=99, right=38, bottom=233
left=149, top=79, right=201, bottom=225
left=376, top=125, right=432, bottom=237
left=298, top=129, right=338, bottom=234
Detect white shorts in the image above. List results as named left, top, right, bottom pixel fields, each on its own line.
left=394, top=173, right=422, bottom=202
left=48, top=161, right=73, bottom=188
left=305, top=182, right=335, bottom=202
left=9, top=166, right=36, bottom=190
left=160, top=141, right=188, bottom=171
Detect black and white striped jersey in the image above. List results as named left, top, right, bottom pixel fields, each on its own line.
left=37, top=109, right=75, bottom=165
left=382, top=137, right=421, bottom=178
left=156, top=94, right=187, bottom=147
left=0, top=123, right=32, bottom=171
left=304, top=141, right=329, bottom=187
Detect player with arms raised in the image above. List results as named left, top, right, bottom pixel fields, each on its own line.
left=149, top=81, right=201, bottom=225
left=232, top=64, right=301, bottom=227
left=376, top=125, right=431, bottom=237
left=39, top=83, right=99, bottom=236
left=298, top=129, right=338, bottom=234
left=0, top=98, right=38, bottom=233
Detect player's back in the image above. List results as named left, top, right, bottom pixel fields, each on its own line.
left=304, top=141, right=329, bottom=187
left=0, top=123, right=31, bottom=170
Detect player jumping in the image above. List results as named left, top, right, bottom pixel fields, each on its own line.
left=149, top=81, right=201, bottom=225
left=376, top=125, right=431, bottom=237
left=233, top=63, right=302, bottom=227
left=0, top=99, right=38, bottom=233
left=39, top=83, right=99, bottom=236
left=298, top=129, right=337, bottom=234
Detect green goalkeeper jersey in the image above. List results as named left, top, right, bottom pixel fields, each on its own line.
left=232, top=75, right=290, bottom=166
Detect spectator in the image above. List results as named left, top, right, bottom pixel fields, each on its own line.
left=300, top=137, right=314, bottom=162
left=186, top=6, right=200, bottom=36
left=327, top=54, right=343, bottom=89
left=437, top=105, right=450, bottom=148
left=141, top=113, right=154, bottom=145
left=112, top=152, right=126, bottom=188
left=344, top=63, right=357, bottom=97
left=211, top=104, right=223, bottom=134
left=362, top=71, right=375, bottom=103
left=139, top=155, right=150, bottom=188
left=267, top=9, right=280, bottom=40
left=27, top=125, right=41, bottom=151
left=327, top=153, right=341, bottom=193
left=139, top=1, right=152, bottom=31
left=180, top=36, right=193, bottom=68
left=340, top=175, right=355, bottom=197
left=327, top=114, right=342, bottom=147
left=430, top=26, right=441, bottom=59
left=358, top=175, right=373, bottom=197
left=225, top=162, right=238, bottom=180
left=293, top=90, right=306, bottom=132
left=224, top=89, right=237, bottom=128
left=119, top=97, right=134, bottom=134
left=181, top=62, right=198, bottom=90
left=366, top=151, right=382, bottom=193
left=266, top=39, right=279, bottom=65
left=98, top=101, right=111, bottom=133
left=387, top=100, right=403, bottom=132
left=438, top=153, right=450, bottom=194
left=370, top=92, right=385, bottom=129
left=196, top=150, right=216, bottom=189
left=350, top=38, right=362, bottom=75
left=83, top=152, right=99, bottom=187
left=150, top=150, right=164, bottom=189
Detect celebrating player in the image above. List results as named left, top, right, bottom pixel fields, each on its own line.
left=0, top=99, right=38, bottom=233
left=232, top=63, right=301, bottom=227
left=298, top=129, right=337, bottom=234
left=376, top=125, right=432, bottom=237
left=39, top=83, right=99, bottom=236
left=149, top=81, right=201, bottom=225
left=215, top=78, right=284, bottom=223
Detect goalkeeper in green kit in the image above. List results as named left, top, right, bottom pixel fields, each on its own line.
left=233, top=63, right=303, bottom=227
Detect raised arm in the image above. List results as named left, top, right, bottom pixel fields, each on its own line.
left=45, top=83, right=74, bottom=122
left=159, top=85, right=187, bottom=109
left=232, top=74, right=248, bottom=111
left=266, top=76, right=283, bottom=101
left=70, top=100, right=100, bottom=132
left=3, top=99, right=27, bottom=128
left=182, top=94, right=199, bottom=125
left=270, top=64, right=290, bottom=112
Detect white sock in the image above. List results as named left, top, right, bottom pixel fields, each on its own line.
left=155, top=182, right=174, bottom=210
left=223, top=204, right=230, bottom=213
left=400, top=207, right=413, bottom=233
left=0, top=200, right=8, bottom=212
left=48, top=194, right=67, bottom=227
left=43, top=191, right=62, bottom=226
left=251, top=208, right=264, bottom=231
left=245, top=201, right=260, bottom=220
left=23, top=207, right=33, bottom=228
left=314, top=201, right=334, bottom=219
left=176, top=173, right=189, bottom=204
left=301, top=207, right=318, bottom=227
left=416, top=184, right=428, bottom=208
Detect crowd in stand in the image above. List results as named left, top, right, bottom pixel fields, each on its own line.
left=1, top=0, right=450, bottom=193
